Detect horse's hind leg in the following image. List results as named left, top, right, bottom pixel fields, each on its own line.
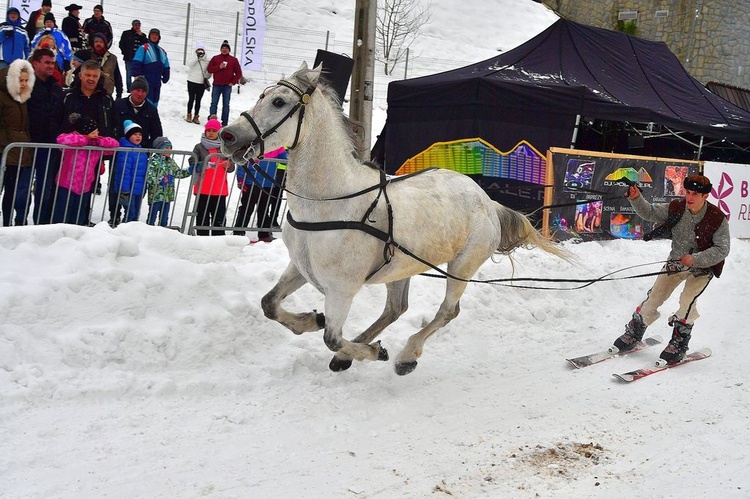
left=329, top=278, right=411, bottom=372
left=261, top=262, right=325, bottom=334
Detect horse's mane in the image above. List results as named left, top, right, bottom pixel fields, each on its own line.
left=293, top=67, right=370, bottom=163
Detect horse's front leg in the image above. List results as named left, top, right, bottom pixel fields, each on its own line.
left=329, top=279, right=410, bottom=371
left=323, top=290, right=389, bottom=368
left=261, top=262, right=325, bottom=334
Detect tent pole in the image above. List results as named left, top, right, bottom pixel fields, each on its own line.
left=696, top=135, right=704, bottom=160
left=570, top=115, right=581, bottom=149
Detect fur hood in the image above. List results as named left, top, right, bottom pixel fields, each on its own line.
left=2, top=59, right=35, bottom=104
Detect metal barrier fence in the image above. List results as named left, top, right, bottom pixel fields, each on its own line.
left=0, top=142, right=287, bottom=238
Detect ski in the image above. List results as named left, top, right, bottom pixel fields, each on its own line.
left=566, top=335, right=663, bottom=369
left=612, top=348, right=712, bottom=382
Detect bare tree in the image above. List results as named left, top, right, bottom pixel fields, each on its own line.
left=376, top=0, right=431, bottom=75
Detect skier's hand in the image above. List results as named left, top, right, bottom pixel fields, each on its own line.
left=679, top=254, right=695, bottom=267
left=626, top=184, right=641, bottom=200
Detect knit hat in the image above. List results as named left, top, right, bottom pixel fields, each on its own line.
left=132, top=19, right=141, bottom=26
left=123, top=120, right=143, bottom=139
left=72, top=49, right=90, bottom=63
left=42, top=0, right=52, bottom=7
left=89, top=32, right=108, bottom=46
left=152, top=136, right=172, bottom=150
left=130, top=76, right=149, bottom=93
left=70, top=113, right=98, bottom=135
left=44, top=12, right=55, bottom=22
left=220, top=40, right=230, bottom=51
left=149, top=28, right=160, bottom=40
left=205, top=119, right=222, bottom=132
left=93, top=4, right=103, bottom=12
left=194, top=41, right=205, bottom=50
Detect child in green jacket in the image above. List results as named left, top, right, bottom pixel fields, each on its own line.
left=145, top=136, right=192, bottom=226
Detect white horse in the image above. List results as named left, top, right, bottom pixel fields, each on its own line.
left=220, top=62, right=571, bottom=375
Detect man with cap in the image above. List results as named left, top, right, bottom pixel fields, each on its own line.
left=118, top=20, right=147, bottom=92
left=82, top=4, right=113, bottom=49
left=90, top=32, right=122, bottom=99
left=112, top=76, right=163, bottom=224
left=207, top=40, right=242, bottom=126
left=61, top=3, right=85, bottom=51
left=31, top=13, right=73, bottom=71
left=1, top=7, right=31, bottom=69
left=612, top=174, right=730, bottom=365
left=26, top=0, right=53, bottom=40
left=131, top=28, right=170, bottom=107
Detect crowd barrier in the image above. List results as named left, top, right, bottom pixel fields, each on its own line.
left=0, top=142, right=287, bottom=238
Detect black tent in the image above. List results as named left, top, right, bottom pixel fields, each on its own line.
left=382, top=18, right=750, bottom=181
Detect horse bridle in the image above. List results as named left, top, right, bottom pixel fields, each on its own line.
left=238, top=79, right=316, bottom=161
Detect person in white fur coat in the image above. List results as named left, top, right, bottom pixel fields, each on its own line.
left=185, top=41, right=211, bottom=125
left=0, top=58, right=35, bottom=226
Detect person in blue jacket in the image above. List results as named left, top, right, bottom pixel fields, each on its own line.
left=113, top=120, right=149, bottom=222
left=30, top=13, right=73, bottom=71
left=130, top=28, right=170, bottom=107
left=0, top=7, right=31, bottom=69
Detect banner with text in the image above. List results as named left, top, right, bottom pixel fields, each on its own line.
left=10, top=0, right=41, bottom=25
left=545, top=148, right=701, bottom=241
left=704, top=161, right=750, bottom=238
left=242, top=0, right=266, bottom=72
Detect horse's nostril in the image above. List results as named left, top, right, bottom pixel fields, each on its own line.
left=221, top=131, right=235, bottom=143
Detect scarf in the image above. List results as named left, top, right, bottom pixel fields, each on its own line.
left=201, top=135, right=222, bottom=150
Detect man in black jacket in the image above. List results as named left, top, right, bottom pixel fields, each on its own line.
left=61, top=3, right=84, bottom=51
left=118, top=20, right=147, bottom=92
left=28, top=48, right=65, bottom=224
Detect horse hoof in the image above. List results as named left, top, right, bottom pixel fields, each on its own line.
left=329, top=356, right=353, bottom=372
left=315, top=311, right=325, bottom=329
left=375, top=341, right=389, bottom=361
left=395, top=360, right=418, bottom=376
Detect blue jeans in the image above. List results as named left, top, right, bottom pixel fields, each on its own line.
left=119, top=192, right=144, bottom=223
left=209, top=85, right=232, bottom=125
left=147, top=201, right=171, bottom=226
left=52, top=187, right=91, bottom=225
left=1, top=165, right=33, bottom=226
left=124, top=61, right=134, bottom=92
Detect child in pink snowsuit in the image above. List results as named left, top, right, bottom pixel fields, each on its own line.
left=53, top=113, right=119, bottom=225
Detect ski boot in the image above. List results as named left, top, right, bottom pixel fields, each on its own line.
left=614, top=311, right=647, bottom=352
left=660, top=320, right=692, bottom=364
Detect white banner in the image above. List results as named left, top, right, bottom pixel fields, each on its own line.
left=704, top=161, right=750, bottom=238
left=10, top=0, right=41, bottom=25
left=242, top=0, right=266, bottom=72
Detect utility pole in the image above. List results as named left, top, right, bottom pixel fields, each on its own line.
left=350, top=0, right=376, bottom=159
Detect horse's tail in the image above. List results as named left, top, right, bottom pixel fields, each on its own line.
left=494, top=202, right=575, bottom=262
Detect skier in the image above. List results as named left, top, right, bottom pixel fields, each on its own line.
left=613, top=174, right=730, bottom=364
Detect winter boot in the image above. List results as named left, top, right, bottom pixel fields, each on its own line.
left=192, top=114, right=200, bottom=124
left=186, top=113, right=192, bottom=123
left=613, top=311, right=647, bottom=352
left=660, top=321, right=692, bottom=364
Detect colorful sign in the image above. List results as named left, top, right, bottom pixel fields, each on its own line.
left=704, top=161, right=750, bottom=238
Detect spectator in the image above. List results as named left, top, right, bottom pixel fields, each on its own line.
left=31, top=13, right=73, bottom=72
left=28, top=48, right=65, bottom=225
left=186, top=41, right=210, bottom=124
left=61, top=3, right=85, bottom=51
left=81, top=4, right=113, bottom=49
left=1, top=7, right=31, bottom=69
left=111, top=76, right=162, bottom=226
left=207, top=40, right=242, bottom=126
left=145, top=136, right=192, bottom=227
left=233, top=146, right=287, bottom=242
left=65, top=48, right=90, bottom=87
left=112, top=120, right=149, bottom=223
left=32, top=34, right=65, bottom=86
left=131, top=28, right=170, bottom=107
left=118, top=19, right=147, bottom=92
left=52, top=113, right=118, bottom=225
left=0, top=59, right=35, bottom=226
left=188, top=118, right=234, bottom=235
left=26, top=0, right=53, bottom=41
left=89, top=32, right=122, bottom=99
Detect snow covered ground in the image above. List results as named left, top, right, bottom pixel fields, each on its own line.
left=3, top=0, right=750, bottom=497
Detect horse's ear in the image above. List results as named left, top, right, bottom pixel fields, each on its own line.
left=298, top=61, right=309, bottom=72
left=309, top=63, right=323, bottom=84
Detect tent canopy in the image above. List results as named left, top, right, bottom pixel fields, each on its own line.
left=383, top=18, right=750, bottom=171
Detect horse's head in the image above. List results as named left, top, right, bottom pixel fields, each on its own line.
left=219, top=62, right=322, bottom=164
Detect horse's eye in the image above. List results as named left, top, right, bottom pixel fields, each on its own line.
left=272, top=97, right=285, bottom=108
